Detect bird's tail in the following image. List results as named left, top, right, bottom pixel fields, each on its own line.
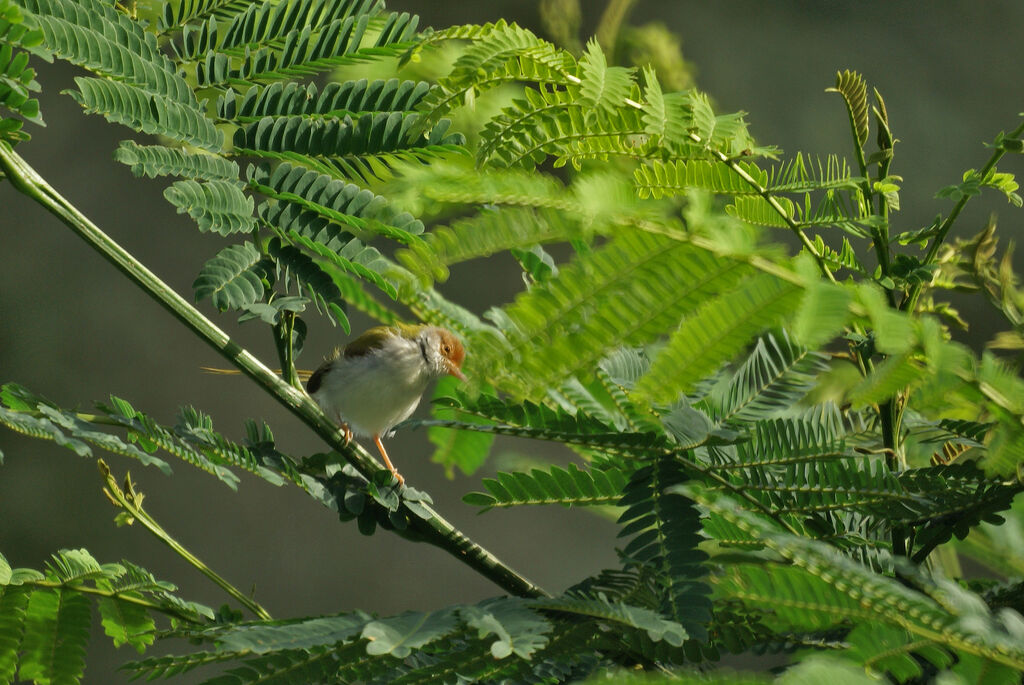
left=200, top=367, right=314, bottom=381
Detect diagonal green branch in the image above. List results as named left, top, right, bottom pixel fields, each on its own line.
left=98, top=459, right=272, bottom=620
left=0, top=141, right=547, bottom=599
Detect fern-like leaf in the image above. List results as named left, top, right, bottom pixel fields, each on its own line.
left=532, top=595, right=687, bottom=647
left=636, top=272, right=803, bottom=404
left=0, top=584, right=29, bottom=682
left=362, top=608, right=459, bottom=658
left=193, top=242, right=267, bottom=311
left=397, top=206, right=583, bottom=284
left=251, top=161, right=424, bottom=244
left=688, top=485, right=1024, bottom=672
left=67, top=77, right=221, bottom=150
left=473, top=232, right=755, bottom=401
left=578, top=38, right=635, bottom=114
left=827, top=69, right=869, bottom=147
left=114, top=141, right=239, bottom=181
left=164, top=179, right=256, bottom=235
left=617, top=458, right=712, bottom=641
left=159, top=0, right=254, bottom=33
left=0, top=1, right=44, bottom=142
left=96, top=597, right=154, bottom=653
left=20, top=0, right=195, bottom=104
left=463, top=463, right=628, bottom=511
left=423, top=389, right=671, bottom=456
left=219, top=78, right=432, bottom=122
left=706, top=331, right=829, bottom=425
left=183, top=8, right=419, bottom=89
left=17, top=589, right=90, bottom=684
left=266, top=237, right=349, bottom=329
left=0, top=383, right=173, bottom=473
left=634, top=159, right=766, bottom=199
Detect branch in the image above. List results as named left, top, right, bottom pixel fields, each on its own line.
left=903, top=118, right=1024, bottom=315
left=98, top=459, right=272, bottom=620
left=0, top=141, right=547, bottom=600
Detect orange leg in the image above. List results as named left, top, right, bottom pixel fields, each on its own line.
left=374, top=434, right=405, bottom=485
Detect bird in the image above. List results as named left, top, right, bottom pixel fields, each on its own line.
left=306, top=323, right=466, bottom=485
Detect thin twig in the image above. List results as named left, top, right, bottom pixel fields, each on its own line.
left=903, top=118, right=1024, bottom=315
left=99, top=459, right=273, bottom=620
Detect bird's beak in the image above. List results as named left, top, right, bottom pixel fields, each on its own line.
left=447, top=362, right=466, bottom=381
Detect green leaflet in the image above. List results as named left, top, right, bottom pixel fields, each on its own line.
left=0, top=549, right=212, bottom=682
left=173, top=0, right=384, bottom=61
left=181, top=11, right=419, bottom=88
left=617, top=458, right=711, bottom=642
left=267, top=238, right=349, bottom=330
left=578, top=38, right=636, bottom=114
left=634, top=159, right=767, bottom=199
left=362, top=608, right=459, bottom=658
left=21, top=0, right=196, bottom=104
left=0, top=385, right=310, bottom=493
left=0, top=584, right=29, bottom=682
left=843, top=622, right=951, bottom=682
left=462, top=598, right=551, bottom=659
left=205, top=613, right=370, bottom=654
left=427, top=377, right=494, bottom=477
left=463, top=463, right=628, bottom=511
left=706, top=331, right=830, bottom=425
left=416, top=19, right=575, bottom=131
left=397, top=206, right=583, bottom=284
left=422, top=388, right=671, bottom=455
left=0, top=383, right=173, bottom=473
left=164, top=179, right=256, bottom=235
left=159, top=0, right=256, bottom=32
left=790, top=277, right=853, bottom=350
left=193, top=242, right=267, bottom=311
left=827, top=69, right=869, bottom=147
left=726, top=195, right=795, bottom=228
left=219, top=79, right=432, bottom=122
left=531, top=595, right=687, bottom=647
left=640, top=65, right=694, bottom=146
left=17, top=589, right=90, bottom=684
left=848, top=352, right=927, bottom=409
left=687, top=486, right=1024, bottom=673
left=114, top=141, right=239, bottom=181
left=66, top=76, right=219, bottom=150
left=234, top=113, right=462, bottom=183
left=0, top=2, right=43, bottom=143
left=636, top=272, right=804, bottom=404
left=765, top=152, right=861, bottom=193
left=97, top=597, right=155, bottom=653
left=474, top=231, right=754, bottom=401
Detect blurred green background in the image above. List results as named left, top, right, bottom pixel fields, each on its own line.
left=1, top=0, right=1022, bottom=680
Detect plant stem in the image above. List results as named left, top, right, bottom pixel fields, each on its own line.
left=709, top=145, right=838, bottom=284
left=99, top=459, right=273, bottom=620
left=903, top=118, right=1024, bottom=315
left=23, top=578, right=198, bottom=623
left=0, top=141, right=547, bottom=600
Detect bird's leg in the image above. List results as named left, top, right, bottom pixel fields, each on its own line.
left=332, top=412, right=353, bottom=444
left=373, top=434, right=405, bottom=485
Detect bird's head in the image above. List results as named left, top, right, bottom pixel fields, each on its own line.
left=415, top=325, right=466, bottom=381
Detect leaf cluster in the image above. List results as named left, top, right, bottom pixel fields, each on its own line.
left=3, top=1, right=1024, bottom=684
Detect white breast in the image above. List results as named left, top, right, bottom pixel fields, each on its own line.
left=311, top=333, right=432, bottom=438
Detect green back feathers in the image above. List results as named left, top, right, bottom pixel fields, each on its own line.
left=343, top=323, right=426, bottom=358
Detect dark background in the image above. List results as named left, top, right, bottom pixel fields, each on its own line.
left=1, top=1, right=1022, bottom=681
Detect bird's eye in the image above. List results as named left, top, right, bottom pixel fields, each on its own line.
left=442, top=344, right=451, bottom=354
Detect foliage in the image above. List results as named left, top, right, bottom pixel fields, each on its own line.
left=2, top=0, right=1024, bottom=682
